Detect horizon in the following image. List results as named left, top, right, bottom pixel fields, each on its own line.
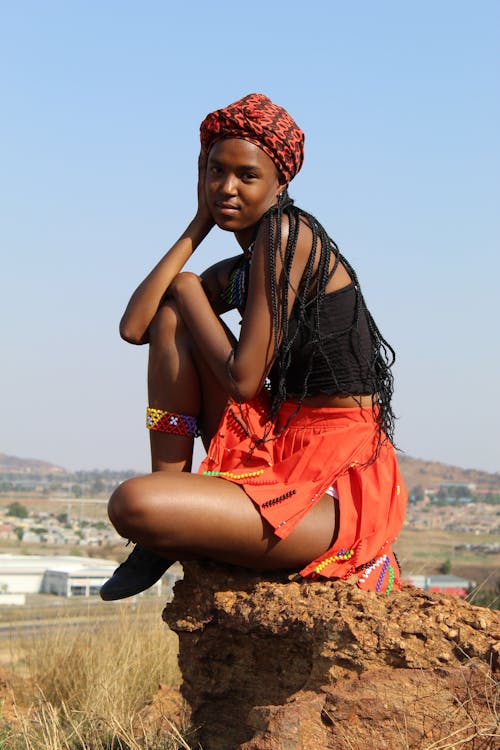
left=2, top=449, right=499, bottom=478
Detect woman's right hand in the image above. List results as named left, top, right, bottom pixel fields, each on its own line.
left=119, top=151, right=216, bottom=345
left=195, top=149, right=215, bottom=231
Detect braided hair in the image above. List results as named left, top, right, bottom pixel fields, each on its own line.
left=228, top=191, right=397, bottom=456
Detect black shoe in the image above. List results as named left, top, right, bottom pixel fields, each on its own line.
left=100, top=544, right=173, bottom=601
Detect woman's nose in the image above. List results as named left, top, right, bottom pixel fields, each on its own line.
left=220, top=174, right=237, bottom=195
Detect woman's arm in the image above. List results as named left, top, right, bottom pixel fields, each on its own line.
left=120, top=219, right=213, bottom=344
left=119, top=153, right=215, bottom=345
left=170, top=215, right=314, bottom=401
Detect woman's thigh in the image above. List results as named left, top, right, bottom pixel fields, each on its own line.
left=109, top=472, right=337, bottom=571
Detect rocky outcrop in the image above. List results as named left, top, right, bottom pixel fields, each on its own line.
left=163, top=561, right=500, bottom=750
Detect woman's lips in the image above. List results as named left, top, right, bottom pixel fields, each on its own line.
left=214, top=202, right=240, bottom=215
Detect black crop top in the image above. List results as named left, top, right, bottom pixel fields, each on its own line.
left=222, top=254, right=376, bottom=398
left=268, top=282, right=376, bottom=397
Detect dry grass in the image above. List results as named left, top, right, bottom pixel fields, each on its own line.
left=5, top=705, right=181, bottom=750
left=0, top=601, right=197, bottom=749
left=21, top=605, right=179, bottom=715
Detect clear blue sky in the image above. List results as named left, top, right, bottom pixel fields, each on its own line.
left=1, top=1, right=499, bottom=473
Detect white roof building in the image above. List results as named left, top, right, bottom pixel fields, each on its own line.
left=0, top=554, right=174, bottom=599
left=0, top=554, right=119, bottom=598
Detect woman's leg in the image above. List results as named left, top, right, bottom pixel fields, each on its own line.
left=147, top=300, right=232, bottom=472
left=108, top=473, right=337, bottom=571
left=100, top=299, right=235, bottom=601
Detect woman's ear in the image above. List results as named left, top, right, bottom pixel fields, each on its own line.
left=276, top=173, right=288, bottom=199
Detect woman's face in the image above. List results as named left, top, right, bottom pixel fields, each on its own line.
left=205, top=138, right=285, bottom=245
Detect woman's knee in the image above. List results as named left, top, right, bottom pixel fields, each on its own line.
left=108, top=474, right=183, bottom=547
left=108, top=477, right=152, bottom=539
left=148, top=300, right=182, bottom=346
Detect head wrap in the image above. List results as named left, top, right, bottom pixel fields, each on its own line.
left=200, top=93, right=304, bottom=183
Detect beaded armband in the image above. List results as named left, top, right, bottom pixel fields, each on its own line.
left=146, top=407, right=199, bottom=437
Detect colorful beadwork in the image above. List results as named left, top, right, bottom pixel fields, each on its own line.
left=392, top=550, right=401, bottom=573
left=146, top=407, right=199, bottom=437
left=355, top=543, right=401, bottom=594
left=386, top=565, right=394, bottom=594
left=221, top=260, right=249, bottom=309
left=262, top=489, right=296, bottom=508
left=220, top=245, right=255, bottom=310
left=313, top=548, right=354, bottom=575
left=376, top=556, right=390, bottom=593
left=202, top=469, right=265, bottom=480
left=356, top=553, right=394, bottom=594
left=357, top=554, right=386, bottom=584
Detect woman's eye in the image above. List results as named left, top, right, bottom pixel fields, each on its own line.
left=242, top=172, right=257, bottom=181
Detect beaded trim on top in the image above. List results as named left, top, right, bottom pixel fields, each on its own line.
left=220, top=243, right=254, bottom=310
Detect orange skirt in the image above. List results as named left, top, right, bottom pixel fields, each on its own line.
left=198, top=395, right=407, bottom=592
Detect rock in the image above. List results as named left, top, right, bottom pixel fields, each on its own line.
left=163, top=561, right=500, bottom=750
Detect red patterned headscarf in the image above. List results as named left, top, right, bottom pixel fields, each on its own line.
left=200, top=93, right=304, bottom=183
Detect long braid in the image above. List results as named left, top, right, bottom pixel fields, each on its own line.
left=228, top=192, right=397, bottom=455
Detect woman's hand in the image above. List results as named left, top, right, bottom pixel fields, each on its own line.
left=195, top=149, right=215, bottom=231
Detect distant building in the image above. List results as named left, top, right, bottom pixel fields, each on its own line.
left=438, top=482, right=476, bottom=492
left=405, top=574, right=474, bottom=598
left=0, top=554, right=165, bottom=598
left=0, top=593, right=26, bottom=605
left=0, top=524, right=17, bottom=541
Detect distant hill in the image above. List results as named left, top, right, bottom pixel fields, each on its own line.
left=0, top=453, right=66, bottom=475
left=1, top=451, right=499, bottom=492
left=397, top=454, right=500, bottom=492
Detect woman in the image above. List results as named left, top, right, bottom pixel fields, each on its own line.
left=100, top=93, right=407, bottom=601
